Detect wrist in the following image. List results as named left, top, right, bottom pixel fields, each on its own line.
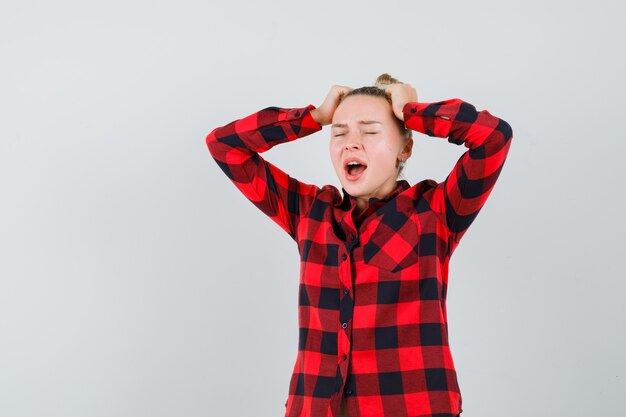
left=311, top=108, right=324, bottom=126
left=310, top=108, right=326, bottom=126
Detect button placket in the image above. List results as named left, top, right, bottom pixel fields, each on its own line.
left=338, top=228, right=356, bottom=376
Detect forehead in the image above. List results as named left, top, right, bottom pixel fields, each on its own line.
left=332, top=95, right=393, bottom=125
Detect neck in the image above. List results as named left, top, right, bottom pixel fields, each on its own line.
left=354, top=198, right=367, bottom=215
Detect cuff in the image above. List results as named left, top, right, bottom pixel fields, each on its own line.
left=286, top=104, right=322, bottom=131
left=402, top=102, right=431, bottom=122
left=285, top=104, right=322, bottom=134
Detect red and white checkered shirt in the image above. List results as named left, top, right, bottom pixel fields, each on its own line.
left=206, top=98, right=513, bottom=417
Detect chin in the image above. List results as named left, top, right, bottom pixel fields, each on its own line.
left=341, top=182, right=370, bottom=198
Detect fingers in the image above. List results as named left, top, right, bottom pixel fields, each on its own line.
left=316, top=82, right=418, bottom=125
left=315, top=85, right=354, bottom=126
left=384, top=84, right=418, bottom=121
left=330, top=84, right=353, bottom=102
left=385, top=83, right=418, bottom=103
left=322, top=85, right=352, bottom=108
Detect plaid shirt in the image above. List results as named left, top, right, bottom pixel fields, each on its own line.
left=206, top=98, right=513, bottom=417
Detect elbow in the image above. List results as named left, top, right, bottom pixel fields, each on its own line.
left=496, top=118, right=513, bottom=142
left=205, top=128, right=220, bottom=157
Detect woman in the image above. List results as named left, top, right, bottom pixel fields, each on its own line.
left=206, top=74, right=513, bottom=417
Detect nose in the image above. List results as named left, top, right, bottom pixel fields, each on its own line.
left=344, top=134, right=362, bottom=150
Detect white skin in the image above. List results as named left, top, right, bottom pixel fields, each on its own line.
left=311, top=83, right=418, bottom=213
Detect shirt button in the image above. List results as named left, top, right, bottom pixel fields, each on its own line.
left=295, top=111, right=300, bottom=117
left=342, top=354, right=348, bottom=361
left=345, top=388, right=352, bottom=396
left=344, top=288, right=349, bottom=294
left=410, top=107, right=416, bottom=113
left=342, top=254, right=347, bottom=261
left=342, top=322, right=348, bottom=329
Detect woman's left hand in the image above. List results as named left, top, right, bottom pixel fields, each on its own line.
left=385, top=83, right=418, bottom=121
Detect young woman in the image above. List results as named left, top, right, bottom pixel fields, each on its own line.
left=206, top=74, right=513, bottom=417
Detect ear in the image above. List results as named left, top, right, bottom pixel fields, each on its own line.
left=399, top=138, right=413, bottom=161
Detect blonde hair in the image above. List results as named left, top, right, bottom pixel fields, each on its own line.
left=374, top=73, right=403, bottom=89
left=340, top=73, right=412, bottom=175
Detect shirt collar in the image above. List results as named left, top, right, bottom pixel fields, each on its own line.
left=338, top=180, right=410, bottom=212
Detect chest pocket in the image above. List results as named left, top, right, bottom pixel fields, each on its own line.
left=361, top=209, right=420, bottom=273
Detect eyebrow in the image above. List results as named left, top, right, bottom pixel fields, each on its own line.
left=331, top=120, right=383, bottom=129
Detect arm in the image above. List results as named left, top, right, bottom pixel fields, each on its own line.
left=403, top=98, right=514, bottom=244
left=205, top=85, right=352, bottom=239
left=205, top=105, right=322, bottom=240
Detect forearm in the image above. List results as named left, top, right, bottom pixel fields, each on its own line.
left=404, top=98, right=514, bottom=242
left=402, top=98, right=513, bottom=149
left=206, top=104, right=322, bottom=164
left=205, top=104, right=322, bottom=239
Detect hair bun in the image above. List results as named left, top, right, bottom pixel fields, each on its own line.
left=375, top=73, right=403, bottom=89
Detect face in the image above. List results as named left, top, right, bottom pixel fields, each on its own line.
left=329, top=94, right=413, bottom=207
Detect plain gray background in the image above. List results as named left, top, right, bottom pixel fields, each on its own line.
left=1, top=1, right=624, bottom=416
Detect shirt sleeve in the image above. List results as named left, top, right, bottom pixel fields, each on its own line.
left=205, top=105, right=323, bottom=240
left=403, top=98, right=514, bottom=245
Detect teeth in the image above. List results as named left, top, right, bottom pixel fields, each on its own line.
left=347, top=161, right=360, bottom=166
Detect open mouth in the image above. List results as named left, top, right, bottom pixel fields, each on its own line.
left=344, top=160, right=367, bottom=179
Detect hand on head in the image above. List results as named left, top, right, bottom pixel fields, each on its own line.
left=384, top=83, right=418, bottom=121
left=311, top=85, right=353, bottom=126
left=311, top=78, right=418, bottom=126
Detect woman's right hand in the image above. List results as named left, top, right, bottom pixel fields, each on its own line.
left=310, top=85, right=353, bottom=126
